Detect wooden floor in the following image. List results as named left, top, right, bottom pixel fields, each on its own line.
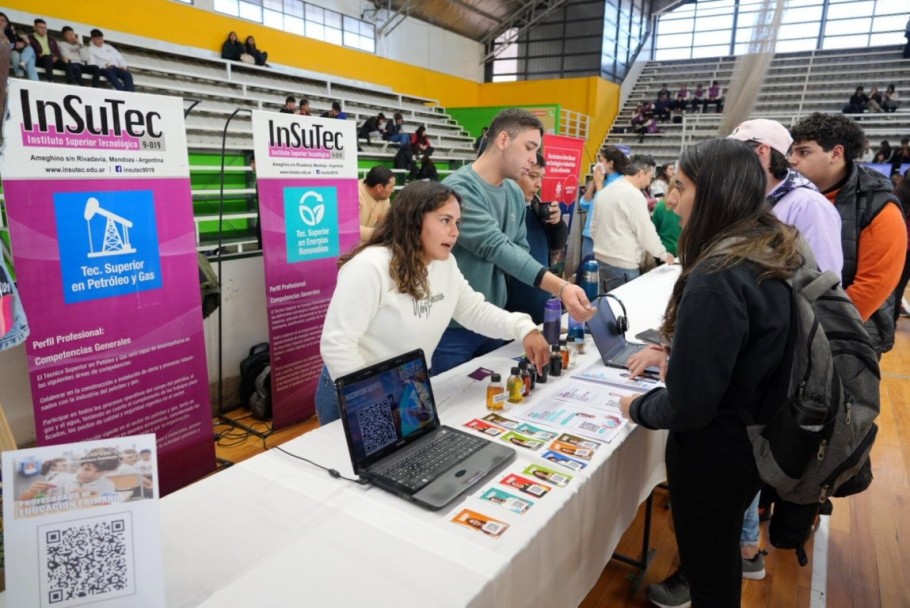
left=214, top=318, right=910, bottom=608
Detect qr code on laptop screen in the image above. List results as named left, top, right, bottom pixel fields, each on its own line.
left=357, top=397, right=398, bottom=456
left=37, top=512, right=136, bottom=607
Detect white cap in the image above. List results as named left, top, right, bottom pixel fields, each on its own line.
left=728, top=119, right=793, bottom=157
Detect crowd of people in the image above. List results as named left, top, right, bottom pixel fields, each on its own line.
left=629, top=81, right=725, bottom=142
left=4, top=15, right=135, bottom=91
left=843, top=83, right=901, bottom=114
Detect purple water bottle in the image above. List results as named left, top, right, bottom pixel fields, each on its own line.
left=542, top=297, right=562, bottom=346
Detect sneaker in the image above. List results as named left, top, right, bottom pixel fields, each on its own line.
left=742, top=549, right=767, bottom=580
left=647, top=569, right=691, bottom=608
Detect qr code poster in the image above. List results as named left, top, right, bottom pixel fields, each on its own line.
left=2, top=434, right=165, bottom=608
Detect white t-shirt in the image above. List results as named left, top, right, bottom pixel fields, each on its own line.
left=320, top=246, right=537, bottom=379
left=591, top=178, right=668, bottom=269
left=45, top=472, right=116, bottom=497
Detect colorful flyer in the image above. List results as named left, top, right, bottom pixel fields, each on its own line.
left=556, top=433, right=602, bottom=450
left=500, top=431, right=545, bottom=451
left=549, top=440, right=595, bottom=460
left=451, top=508, right=509, bottom=538
left=252, top=111, right=359, bottom=429
left=499, top=473, right=552, bottom=498
left=483, top=413, right=519, bottom=429
left=515, top=422, right=558, bottom=441
left=464, top=418, right=506, bottom=437
left=479, top=487, right=533, bottom=514
left=2, top=434, right=164, bottom=608
left=0, top=80, right=214, bottom=494
left=547, top=382, right=634, bottom=410
left=511, top=398, right=628, bottom=443
left=571, top=362, right=663, bottom=391
left=541, top=449, right=588, bottom=472
left=523, top=463, right=573, bottom=487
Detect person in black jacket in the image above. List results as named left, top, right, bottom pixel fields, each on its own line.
left=244, top=35, right=268, bottom=66
left=618, top=138, right=801, bottom=607
left=220, top=31, right=245, bottom=61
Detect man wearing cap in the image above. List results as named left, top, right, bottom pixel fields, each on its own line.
left=728, top=118, right=843, bottom=275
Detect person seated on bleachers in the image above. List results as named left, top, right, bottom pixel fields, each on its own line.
left=279, top=96, right=296, bottom=113
left=705, top=80, right=724, bottom=112
left=393, top=143, right=418, bottom=180
left=843, top=86, right=870, bottom=114
left=58, top=26, right=99, bottom=87
left=1, top=13, right=36, bottom=80
left=411, top=125, right=433, bottom=156
left=297, top=98, right=311, bottom=116
left=320, top=101, right=347, bottom=120
left=634, top=116, right=660, bottom=144
left=384, top=112, right=410, bottom=147
left=657, top=83, right=670, bottom=99
left=867, top=86, right=884, bottom=113
left=882, top=84, right=900, bottom=113
left=674, top=84, right=689, bottom=111
left=691, top=84, right=705, bottom=112
left=87, top=29, right=135, bottom=92
left=358, top=112, right=386, bottom=144
left=358, top=166, right=395, bottom=242
left=28, top=19, right=64, bottom=82
left=418, top=152, right=438, bottom=181
left=875, top=140, right=893, bottom=163
left=220, top=31, right=245, bottom=62
left=244, top=35, right=268, bottom=66
left=654, top=91, right=673, bottom=122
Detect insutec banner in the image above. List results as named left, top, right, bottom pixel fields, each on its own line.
left=0, top=81, right=214, bottom=495
left=251, top=111, right=358, bottom=428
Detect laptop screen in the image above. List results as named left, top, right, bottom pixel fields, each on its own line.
left=336, top=349, right=440, bottom=473
left=587, top=297, right=624, bottom=361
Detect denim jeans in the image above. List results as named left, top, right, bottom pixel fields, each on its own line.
left=597, top=261, right=640, bottom=293
left=12, top=46, right=39, bottom=80
left=741, top=491, right=761, bottom=547
left=100, top=67, right=135, bottom=91
left=314, top=365, right=341, bottom=426
left=430, top=327, right=506, bottom=377
left=0, top=265, right=29, bottom=352
left=389, top=133, right=410, bottom=147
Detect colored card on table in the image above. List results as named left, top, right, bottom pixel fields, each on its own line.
left=479, top=487, right=534, bottom=514
left=499, top=473, right=552, bottom=498
left=549, top=440, right=595, bottom=460
left=515, top=422, right=558, bottom=441
left=464, top=418, right=506, bottom=437
left=501, top=431, right=545, bottom=451
left=541, top=449, right=588, bottom=472
left=556, top=433, right=602, bottom=451
left=467, top=367, right=495, bottom=380
left=451, top=508, right=509, bottom=538
left=523, top=463, right=573, bottom=487
left=483, top=413, right=519, bottom=429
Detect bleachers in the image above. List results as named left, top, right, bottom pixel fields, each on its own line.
left=2, top=20, right=478, bottom=255
left=604, top=45, right=910, bottom=167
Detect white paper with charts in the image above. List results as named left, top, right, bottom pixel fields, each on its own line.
left=2, top=434, right=165, bottom=608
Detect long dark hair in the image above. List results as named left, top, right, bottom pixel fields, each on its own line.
left=662, top=138, right=800, bottom=342
left=339, top=181, right=461, bottom=300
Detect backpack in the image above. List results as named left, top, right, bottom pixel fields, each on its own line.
left=239, top=343, right=271, bottom=419
left=197, top=252, right=221, bottom=319
left=743, top=242, right=880, bottom=507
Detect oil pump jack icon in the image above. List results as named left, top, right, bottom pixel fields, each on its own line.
left=83, top=197, right=137, bottom=258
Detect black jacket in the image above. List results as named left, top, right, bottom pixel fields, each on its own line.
left=631, top=260, right=791, bottom=431
left=221, top=40, right=245, bottom=61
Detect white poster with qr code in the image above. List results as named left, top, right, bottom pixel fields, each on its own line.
left=2, top=434, right=165, bottom=607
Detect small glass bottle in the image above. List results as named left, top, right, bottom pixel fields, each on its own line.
left=527, top=363, right=537, bottom=390
left=518, top=361, right=531, bottom=397
left=507, top=367, right=524, bottom=403
left=537, top=360, right=548, bottom=383
left=549, top=345, right=563, bottom=376
left=559, top=338, right=570, bottom=369
left=486, top=373, right=506, bottom=412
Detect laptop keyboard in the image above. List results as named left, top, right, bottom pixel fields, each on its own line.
left=378, top=430, right=487, bottom=492
left=611, top=343, right=646, bottom=366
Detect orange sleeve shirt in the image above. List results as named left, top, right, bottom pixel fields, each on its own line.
left=826, top=190, right=907, bottom=321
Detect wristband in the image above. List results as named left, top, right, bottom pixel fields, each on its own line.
left=556, top=280, right=570, bottom=300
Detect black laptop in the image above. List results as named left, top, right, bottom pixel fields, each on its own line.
left=335, top=349, right=515, bottom=510
left=587, top=297, right=649, bottom=369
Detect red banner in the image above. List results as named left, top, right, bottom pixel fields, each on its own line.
left=540, top=134, right=585, bottom=208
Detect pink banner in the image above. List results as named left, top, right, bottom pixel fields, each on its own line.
left=541, top=134, right=585, bottom=209
left=257, top=179, right=360, bottom=428
left=3, top=178, right=214, bottom=495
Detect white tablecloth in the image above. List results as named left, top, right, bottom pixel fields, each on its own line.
left=0, top=264, right=680, bottom=608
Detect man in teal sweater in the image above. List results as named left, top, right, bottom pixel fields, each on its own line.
left=434, top=109, right=595, bottom=374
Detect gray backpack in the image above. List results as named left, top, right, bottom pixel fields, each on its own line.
left=740, top=243, right=880, bottom=505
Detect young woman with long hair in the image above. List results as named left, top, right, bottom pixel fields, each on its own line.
left=619, top=138, right=802, bottom=606
left=316, top=181, right=550, bottom=425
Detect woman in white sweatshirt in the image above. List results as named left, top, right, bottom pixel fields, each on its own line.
left=316, top=181, right=550, bottom=425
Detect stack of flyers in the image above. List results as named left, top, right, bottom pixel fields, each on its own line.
left=572, top=362, right=663, bottom=391
left=549, top=433, right=601, bottom=461
left=515, top=422, right=558, bottom=441
left=541, top=449, right=587, bottom=471
left=499, top=473, right=552, bottom=498
left=523, top=463, right=572, bottom=487
left=500, top=431, right=545, bottom=451
left=483, top=413, right=519, bottom=429
left=464, top=418, right=506, bottom=437
left=479, top=487, right=534, bottom=514
left=451, top=508, right=510, bottom=538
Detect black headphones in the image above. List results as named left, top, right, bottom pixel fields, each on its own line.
left=597, top=293, right=629, bottom=335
